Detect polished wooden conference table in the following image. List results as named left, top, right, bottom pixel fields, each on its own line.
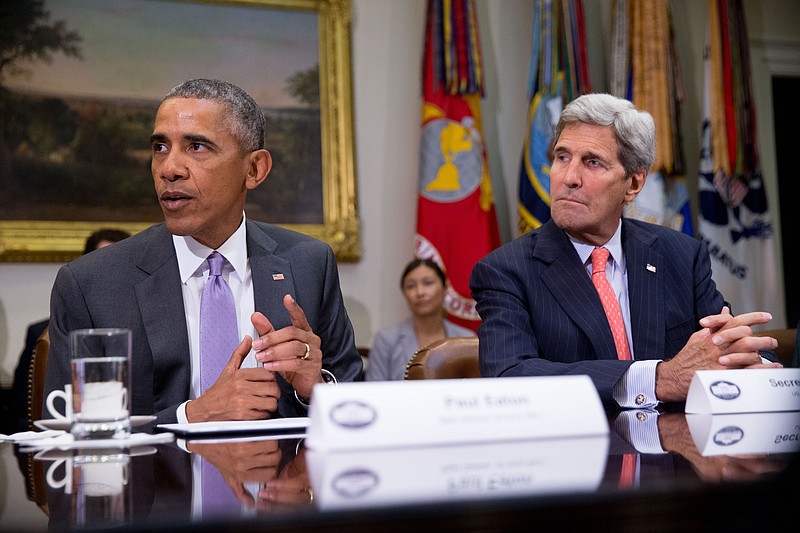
left=2, top=408, right=798, bottom=532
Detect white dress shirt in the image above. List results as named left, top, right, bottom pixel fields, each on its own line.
left=568, top=220, right=660, bottom=408
left=172, top=215, right=258, bottom=423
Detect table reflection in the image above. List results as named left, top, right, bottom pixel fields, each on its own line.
left=685, top=410, right=800, bottom=456
left=307, top=435, right=609, bottom=510
left=38, top=447, right=133, bottom=529
left=307, top=409, right=800, bottom=510
left=661, top=410, right=798, bottom=482
left=12, top=410, right=796, bottom=530
left=41, top=442, right=191, bottom=529
left=185, top=437, right=312, bottom=515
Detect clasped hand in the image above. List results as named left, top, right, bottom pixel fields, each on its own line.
left=187, top=294, right=322, bottom=422
left=656, top=307, right=783, bottom=402
left=252, top=294, right=323, bottom=400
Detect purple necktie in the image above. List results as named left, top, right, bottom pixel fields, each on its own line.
left=201, top=457, right=241, bottom=517
left=199, top=252, right=239, bottom=393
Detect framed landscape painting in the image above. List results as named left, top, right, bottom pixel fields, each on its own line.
left=0, top=0, right=359, bottom=261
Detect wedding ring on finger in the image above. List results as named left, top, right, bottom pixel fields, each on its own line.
left=299, top=342, right=311, bottom=360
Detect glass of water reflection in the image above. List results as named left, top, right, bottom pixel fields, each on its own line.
left=70, top=328, right=131, bottom=440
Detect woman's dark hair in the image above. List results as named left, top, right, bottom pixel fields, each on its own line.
left=83, top=228, right=131, bottom=255
left=400, top=258, right=447, bottom=288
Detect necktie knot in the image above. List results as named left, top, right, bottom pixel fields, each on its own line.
left=591, top=247, right=610, bottom=275
left=207, top=251, right=224, bottom=277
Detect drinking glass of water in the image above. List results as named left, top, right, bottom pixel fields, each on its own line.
left=70, top=328, right=131, bottom=440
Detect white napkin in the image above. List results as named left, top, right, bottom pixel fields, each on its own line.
left=0, top=430, right=67, bottom=443
left=19, top=431, right=174, bottom=452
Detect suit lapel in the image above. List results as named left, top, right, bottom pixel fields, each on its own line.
left=133, top=225, right=190, bottom=401
left=246, top=221, right=296, bottom=330
left=537, top=222, right=618, bottom=359
left=622, top=220, right=664, bottom=360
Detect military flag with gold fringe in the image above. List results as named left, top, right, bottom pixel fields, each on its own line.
left=697, top=0, right=784, bottom=321
left=610, top=0, right=693, bottom=235
left=415, top=0, right=500, bottom=331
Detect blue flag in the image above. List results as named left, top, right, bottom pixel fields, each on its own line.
left=517, top=0, right=590, bottom=235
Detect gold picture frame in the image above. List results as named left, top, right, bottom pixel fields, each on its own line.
left=0, top=0, right=359, bottom=262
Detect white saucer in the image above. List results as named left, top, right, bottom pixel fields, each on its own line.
left=34, top=445, right=159, bottom=460
left=34, top=415, right=157, bottom=432
left=21, top=432, right=173, bottom=452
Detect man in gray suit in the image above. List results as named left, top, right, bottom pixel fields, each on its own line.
left=44, top=79, right=362, bottom=424
left=470, top=93, right=780, bottom=409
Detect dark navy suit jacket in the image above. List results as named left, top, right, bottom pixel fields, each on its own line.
left=45, top=220, right=363, bottom=424
left=469, top=218, right=729, bottom=406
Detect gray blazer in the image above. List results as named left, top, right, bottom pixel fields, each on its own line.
left=44, top=220, right=362, bottom=424
left=365, top=318, right=475, bottom=381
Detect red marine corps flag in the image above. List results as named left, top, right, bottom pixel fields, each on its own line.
left=415, top=0, right=500, bottom=331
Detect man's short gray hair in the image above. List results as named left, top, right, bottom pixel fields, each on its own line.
left=163, top=79, right=265, bottom=153
left=554, top=93, right=655, bottom=177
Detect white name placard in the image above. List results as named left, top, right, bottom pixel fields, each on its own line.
left=306, top=435, right=609, bottom=510
left=685, top=368, right=800, bottom=414
left=305, top=375, right=608, bottom=451
left=686, top=411, right=800, bottom=456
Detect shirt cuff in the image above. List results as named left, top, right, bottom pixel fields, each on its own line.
left=294, top=369, right=338, bottom=407
left=613, top=409, right=666, bottom=454
left=613, top=359, right=660, bottom=409
left=177, top=401, right=190, bottom=424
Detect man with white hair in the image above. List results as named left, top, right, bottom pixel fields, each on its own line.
left=470, top=93, right=780, bottom=409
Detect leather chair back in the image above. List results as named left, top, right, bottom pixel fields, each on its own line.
left=405, top=336, right=480, bottom=379
left=27, top=327, right=50, bottom=430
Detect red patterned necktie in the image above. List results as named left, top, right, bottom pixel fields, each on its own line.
left=591, top=247, right=632, bottom=360
left=199, top=252, right=239, bottom=393
left=618, top=453, right=637, bottom=488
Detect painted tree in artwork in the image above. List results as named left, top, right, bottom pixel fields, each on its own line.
left=0, top=0, right=82, bottom=197
left=285, top=64, right=320, bottom=107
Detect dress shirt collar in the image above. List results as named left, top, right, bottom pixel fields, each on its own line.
left=173, top=213, right=249, bottom=283
left=568, top=219, right=626, bottom=275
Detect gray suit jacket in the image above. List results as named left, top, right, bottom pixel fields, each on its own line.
left=45, top=220, right=362, bottom=424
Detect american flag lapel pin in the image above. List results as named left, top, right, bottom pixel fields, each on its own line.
left=272, top=273, right=285, bottom=281
left=646, top=263, right=656, bottom=273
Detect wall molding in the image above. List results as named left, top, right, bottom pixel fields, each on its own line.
left=752, top=37, right=800, bottom=76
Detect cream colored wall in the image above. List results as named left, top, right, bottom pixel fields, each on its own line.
left=1, top=0, right=798, bottom=386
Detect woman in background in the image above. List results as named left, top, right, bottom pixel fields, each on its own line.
left=365, top=258, right=475, bottom=381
